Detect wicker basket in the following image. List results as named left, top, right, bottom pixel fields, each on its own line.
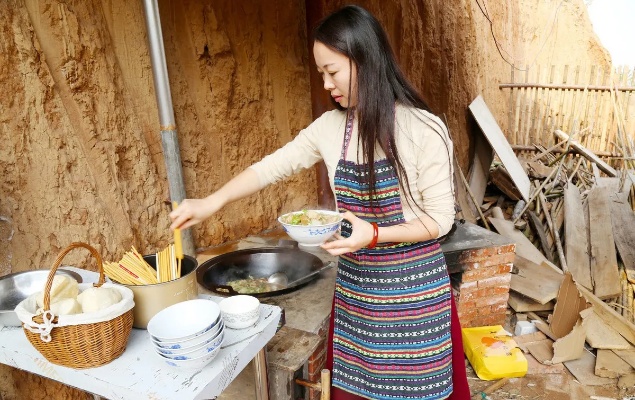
left=22, top=242, right=134, bottom=369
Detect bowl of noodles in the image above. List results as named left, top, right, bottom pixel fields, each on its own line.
left=278, top=209, right=343, bottom=247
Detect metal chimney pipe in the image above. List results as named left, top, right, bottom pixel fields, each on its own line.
left=142, top=0, right=195, bottom=257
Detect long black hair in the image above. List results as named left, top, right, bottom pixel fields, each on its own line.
left=313, top=5, right=442, bottom=216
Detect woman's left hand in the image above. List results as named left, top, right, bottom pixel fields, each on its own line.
left=321, top=211, right=375, bottom=256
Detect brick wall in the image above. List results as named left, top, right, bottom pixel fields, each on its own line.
left=449, top=243, right=515, bottom=327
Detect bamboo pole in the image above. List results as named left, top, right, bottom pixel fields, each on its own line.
left=455, top=155, right=491, bottom=230
left=508, top=65, right=516, bottom=144
left=538, top=192, right=568, bottom=272
left=499, top=83, right=635, bottom=91
left=512, top=165, right=560, bottom=224
left=535, top=65, right=548, bottom=144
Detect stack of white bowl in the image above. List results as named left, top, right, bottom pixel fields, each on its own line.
left=147, top=299, right=225, bottom=369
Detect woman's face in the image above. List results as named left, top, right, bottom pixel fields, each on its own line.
left=313, top=41, right=357, bottom=108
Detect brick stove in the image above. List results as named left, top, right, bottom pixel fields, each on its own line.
left=442, top=221, right=516, bottom=328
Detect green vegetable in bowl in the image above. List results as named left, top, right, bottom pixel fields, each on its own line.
left=281, top=209, right=340, bottom=226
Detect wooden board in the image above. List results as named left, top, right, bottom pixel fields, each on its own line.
left=609, top=192, right=635, bottom=273
left=595, top=349, right=634, bottom=378
left=554, top=130, right=617, bottom=177
left=467, top=129, right=494, bottom=218
left=588, top=188, right=621, bottom=299
left=527, top=211, right=555, bottom=262
left=488, top=217, right=551, bottom=265
left=508, top=291, right=554, bottom=312
left=514, top=331, right=549, bottom=353
left=526, top=339, right=556, bottom=365
left=563, top=349, right=618, bottom=386
left=581, top=308, right=632, bottom=350
left=597, top=177, right=621, bottom=192
left=550, top=272, right=589, bottom=339
left=525, top=353, right=567, bottom=375
left=510, top=255, right=563, bottom=304
left=614, top=349, right=635, bottom=369
left=469, top=95, right=531, bottom=202
left=490, top=165, right=522, bottom=201
left=453, top=163, right=477, bottom=224
left=563, top=184, right=593, bottom=290
left=578, top=284, right=635, bottom=346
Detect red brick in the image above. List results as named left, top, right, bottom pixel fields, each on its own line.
left=477, top=273, right=512, bottom=288
left=458, top=307, right=480, bottom=322
left=458, top=280, right=478, bottom=290
left=469, top=312, right=507, bottom=327
left=490, top=302, right=509, bottom=314
left=455, top=299, right=477, bottom=313
left=458, top=244, right=516, bottom=263
left=475, top=293, right=509, bottom=308
left=308, top=339, right=326, bottom=363
left=461, top=264, right=511, bottom=281
left=459, top=253, right=516, bottom=272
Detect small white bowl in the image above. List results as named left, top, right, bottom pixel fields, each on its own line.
left=156, top=344, right=221, bottom=369
left=147, top=299, right=220, bottom=342
left=156, top=331, right=224, bottom=359
left=151, top=314, right=222, bottom=349
left=278, top=209, right=342, bottom=246
left=219, top=295, right=260, bottom=329
left=154, top=320, right=225, bottom=352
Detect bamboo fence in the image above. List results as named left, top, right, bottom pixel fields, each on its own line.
left=500, top=65, right=635, bottom=162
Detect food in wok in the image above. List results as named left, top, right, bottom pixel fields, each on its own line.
left=279, top=209, right=342, bottom=226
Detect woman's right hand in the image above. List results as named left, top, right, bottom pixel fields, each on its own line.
left=169, top=194, right=225, bottom=230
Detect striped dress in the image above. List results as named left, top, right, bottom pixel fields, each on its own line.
left=330, top=112, right=453, bottom=399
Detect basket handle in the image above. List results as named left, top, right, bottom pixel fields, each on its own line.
left=42, top=242, right=105, bottom=311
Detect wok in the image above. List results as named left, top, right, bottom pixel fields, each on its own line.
left=197, top=242, right=332, bottom=297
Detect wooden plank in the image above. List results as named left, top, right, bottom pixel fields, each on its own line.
left=588, top=188, right=621, bottom=299
left=595, top=349, right=634, bottom=378
left=514, top=331, right=548, bottom=353
left=453, top=163, right=478, bottom=224
left=467, top=129, right=494, bottom=217
left=526, top=339, right=556, bottom=365
left=563, top=184, right=592, bottom=290
left=525, top=353, right=567, bottom=375
left=550, top=272, right=589, bottom=339
left=488, top=217, right=551, bottom=265
left=527, top=211, right=555, bottom=262
left=563, top=349, right=617, bottom=386
left=597, top=177, right=621, bottom=192
left=508, top=292, right=554, bottom=312
left=609, top=192, right=635, bottom=274
left=554, top=130, right=617, bottom=176
left=510, top=255, right=563, bottom=304
left=581, top=308, right=632, bottom=350
left=613, top=348, right=635, bottom=369
left=489, top=165, right=522, bottom=201
left=577, top=284, right=635, bottom=346
left=469, top=95, right=531, bottom=202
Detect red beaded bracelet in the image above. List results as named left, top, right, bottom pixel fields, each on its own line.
left=368, top=222, right=379, bottom=249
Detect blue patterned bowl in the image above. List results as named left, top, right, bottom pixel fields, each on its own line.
left=278, top=210, right=342, bottom=247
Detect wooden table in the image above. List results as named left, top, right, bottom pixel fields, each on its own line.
left=0, top=268, right=281, bottom=400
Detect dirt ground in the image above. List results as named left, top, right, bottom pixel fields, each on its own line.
left=466, top=314, right=635, bottom=400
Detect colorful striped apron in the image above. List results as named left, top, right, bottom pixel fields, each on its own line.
left=329, top=112, right=453, bottom=399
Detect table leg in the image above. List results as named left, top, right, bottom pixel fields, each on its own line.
left=252, top=348, right=269, bottom=400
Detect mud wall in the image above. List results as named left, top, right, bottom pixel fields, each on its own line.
left=0, top=0, right=610, bottom=396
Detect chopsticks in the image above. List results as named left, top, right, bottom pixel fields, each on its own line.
left=102, top=202, right=186, bottom=285
left=172, top=201, right=184, bottom=278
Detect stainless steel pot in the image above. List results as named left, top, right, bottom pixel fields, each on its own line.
left=0, top=269, right=83, bottom=326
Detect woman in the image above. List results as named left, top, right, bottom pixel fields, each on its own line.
left=170, top=5, right=469, bottom=399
